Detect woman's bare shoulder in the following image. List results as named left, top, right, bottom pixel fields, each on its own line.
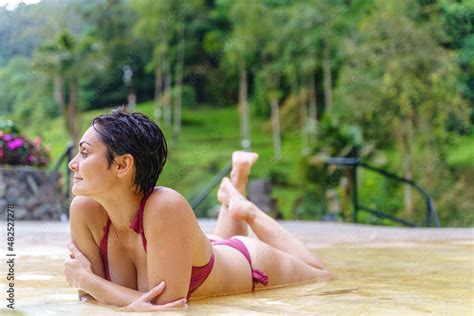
left=144, top=186, right=196, bottom=222
left=69, top=196, right=108, bottom=240
left=150, top=186, right=189, bottom=205
left=70, top=196, right=107, bottom=218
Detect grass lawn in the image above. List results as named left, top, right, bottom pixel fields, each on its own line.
left=447, top=134, right=474, bottom=168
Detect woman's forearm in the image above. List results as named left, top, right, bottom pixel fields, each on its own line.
left=80, top=273, right=143, bottom=307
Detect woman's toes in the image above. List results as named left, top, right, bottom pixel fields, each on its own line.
left=248, top=152, right=259, bottom=165
left=217, top=178, right=231, bottom=205
left=232, top=151, right=259, bottom=167
left=222, top=177, right=231, bottom=185
left=217, top=189, right=227, bottom=205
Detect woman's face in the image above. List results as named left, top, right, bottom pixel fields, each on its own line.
left=68, top=127, right=118, bottom=197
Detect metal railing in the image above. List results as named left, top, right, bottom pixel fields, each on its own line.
left=49, top=141, right=75, bottom=200
left=324, top=157, right=440, bottom=227
left=190, top=162, right=232, bottom=212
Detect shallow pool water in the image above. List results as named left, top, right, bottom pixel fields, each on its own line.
left=1, top=222, right=472, bottom=315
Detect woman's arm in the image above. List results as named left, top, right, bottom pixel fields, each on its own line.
left=69, top=197, right=108, bottom=300
left=74, top=262, right=144, bottom=306
left=143, top=189, right=197, bottom=305
left=66, top=242, right=187, bottom=311
left=68, top=196, right=142, bottom=306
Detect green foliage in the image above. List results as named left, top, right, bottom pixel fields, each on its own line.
left=330, top=0, right=472, bottom=226
left=171, top=85, right=196, bottom=108
left=0, top=120, right=19, bottom=134
left=297, top=116, right=364, bottom=181
left=357, top=211, right=395, bottom=226
left=447, top=134, right=474, bottom=168
left=0, top=56, right=56, bottom=123
left=294, top=191, right=327, bottom=220
left=358, top=169, right=405, bottom=224
left=293, top=115, right=366, bottom=219
left=0, top=0, right=473, bottom=225
left=438, top=0, right=474, bottom=123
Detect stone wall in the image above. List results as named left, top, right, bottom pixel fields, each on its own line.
left=0, top=166, right=66, bottom=220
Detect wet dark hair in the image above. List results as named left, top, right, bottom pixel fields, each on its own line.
left=92, top=109, right=167, bottom=196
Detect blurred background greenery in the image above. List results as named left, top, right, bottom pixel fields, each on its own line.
left=0, top=0, right=472, bottom=226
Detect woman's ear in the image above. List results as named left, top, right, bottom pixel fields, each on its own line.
left=114, top=154, right=134, bottom=178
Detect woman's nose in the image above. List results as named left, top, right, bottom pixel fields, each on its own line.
left=68, top=156, right=78, bottom=173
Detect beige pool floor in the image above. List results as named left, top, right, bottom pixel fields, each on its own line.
left=1, top=221, right=473, bottom=315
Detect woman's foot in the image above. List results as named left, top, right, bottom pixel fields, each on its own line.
left=218, top=177, right=256, bottom=223
left=230, top=151, right=259, bottom=192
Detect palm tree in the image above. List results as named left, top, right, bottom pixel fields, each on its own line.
left=34, top=31, right=104, bottom=148
left=224, top=1, right=262, bottom=149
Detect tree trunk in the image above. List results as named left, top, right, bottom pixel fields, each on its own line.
left=323, top=36, right=332, bottom=112
left=308, top=74, right=318, bottom=145
left=300, top=86, right=309, bottom=155
left=125, top=68, right=136, bottom=111
left=290, top=69, right=298, bottom=98
left=270, top=91, right=282, bottom=160
left=153, top=55, right=163, bottom=121
left=173, top=23, right=186, bottom=141
left=127, top=89, right=136, bottom=111
left=162, top=40, right=172, bottom=127
left=238, top=56, right=250, bottom=149
left=403, top=114, right=414, bottom=217
left=66, top=77, right=81, bottom=147
left=341, top=170, right=352, bottom=221
left=53, top=73, right=65, bottom=114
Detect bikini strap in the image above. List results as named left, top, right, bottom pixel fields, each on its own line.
left=100, top=188, right=153, bottom=280
left=229, top=238, right=269, bottom=289
left=215, top=238, right=269, bottom=289
left=129, top=188, right=154, bottom=252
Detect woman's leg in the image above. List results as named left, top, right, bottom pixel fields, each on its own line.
left=218, top=177, right=328, bottom=271
left=214, top=151, right=259, bottom=239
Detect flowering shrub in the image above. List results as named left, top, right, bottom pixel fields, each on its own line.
left=0, top=130, right=51, bottom=168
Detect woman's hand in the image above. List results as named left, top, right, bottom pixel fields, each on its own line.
left=122, top=281, right=187, bottom=312
left=64, top=241, right=94, bottom=289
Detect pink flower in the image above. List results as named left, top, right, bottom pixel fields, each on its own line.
left=0, top=130, right=3, bottom=138
left=27, top=155, right=36, bottom=162
left=4, top=134, right=12, bottom=142
left=7, top=138, right=24, bottom=151
left=0, top=148, right=3, bottom=159
left=33, top=136, right=42, bottom=146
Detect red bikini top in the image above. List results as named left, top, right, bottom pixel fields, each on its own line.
left=99, top=188, right=214, bottom=298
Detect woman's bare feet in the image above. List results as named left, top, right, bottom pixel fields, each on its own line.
left=218, top=177, right=256, bottom=223
left=214, top=151, right=258, bottom=239
left=230, top=151, right=259, bottom=193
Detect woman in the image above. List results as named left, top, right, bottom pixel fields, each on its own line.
left=64, top=110, right=332, bottom=312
